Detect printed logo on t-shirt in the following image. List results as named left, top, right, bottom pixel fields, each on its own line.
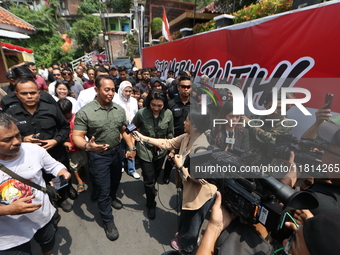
left=0, top=178, right=35, bottom=206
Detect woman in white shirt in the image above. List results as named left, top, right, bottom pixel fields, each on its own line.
left=113, top=81, right=140, bottom=179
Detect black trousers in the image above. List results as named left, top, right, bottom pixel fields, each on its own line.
left=138, top=155, right=166, bottom=208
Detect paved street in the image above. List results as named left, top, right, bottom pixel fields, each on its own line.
left=32, top=166, right=181, bottom=255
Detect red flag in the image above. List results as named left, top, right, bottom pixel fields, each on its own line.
left=162, top=6, right=172, bottom=41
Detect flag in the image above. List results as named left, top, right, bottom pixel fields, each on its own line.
left=162, top=6, right=172, bottom=41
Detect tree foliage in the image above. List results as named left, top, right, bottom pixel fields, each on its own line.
left=69, top=14, right=102, bottom=52
left=233, top=0, right=292, bottom=23
left=109, top=0, right=132, bottom=13
left=2, top=4, right=74, bottom=67
left=151, top=17, right=162, bottom=36
left=78, top=0, right=105, bottom=14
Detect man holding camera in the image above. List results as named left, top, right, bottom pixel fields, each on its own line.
left=0, top=113, right=70, bottom=255
left=197, top=191, right=340, bottom=255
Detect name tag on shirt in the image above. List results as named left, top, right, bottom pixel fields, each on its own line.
left=226, top=137, right=235, bottom=145
left=16, top=120, right=27, bottom=125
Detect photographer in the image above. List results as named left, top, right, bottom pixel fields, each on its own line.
left=288, top=121, right=340, bottom=215
left=211, top=101, right=250, bottom=151
left=133, top=106, right=217, bottom=253
left=244, top=93, right=294, bottom=165
left=197, top=192, right=340, bottom=255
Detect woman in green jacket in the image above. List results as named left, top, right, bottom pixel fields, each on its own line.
left=132, top=89, right=174, bottom=219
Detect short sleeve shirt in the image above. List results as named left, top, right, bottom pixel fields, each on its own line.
left=74, top=100, right=126, bottom=149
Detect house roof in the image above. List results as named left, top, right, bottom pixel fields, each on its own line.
left=0, top=7, right=35, bottom=35
left=197, top=1, right=224, bottom=14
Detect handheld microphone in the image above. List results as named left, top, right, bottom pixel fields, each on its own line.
left=123, top=121, right=144, bottom=145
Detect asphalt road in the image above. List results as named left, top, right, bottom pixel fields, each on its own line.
left=32, top=166, right=182, bottom=255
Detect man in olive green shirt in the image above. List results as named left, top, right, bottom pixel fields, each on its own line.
left=73, top=75, right=136, bottom=241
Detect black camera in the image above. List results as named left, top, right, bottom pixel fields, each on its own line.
left=267, top=134, right=325, bottom=176
left=186, top=148, right=319, bottom=242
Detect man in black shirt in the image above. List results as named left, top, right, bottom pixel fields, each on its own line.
left=163, top=76, right=198, bottom=183
left=5, top=78, right=73, bottom=212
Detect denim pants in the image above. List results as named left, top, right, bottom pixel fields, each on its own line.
left=138, top=155, right=166, bottom=208
left=120, top=140, right=137, bottom=175
left=178, top=196, right=215, bottom=253
left=88, top=150, right=122, bottom=224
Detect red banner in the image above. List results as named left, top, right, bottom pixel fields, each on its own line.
left=143, top=2, right=340, bottom=136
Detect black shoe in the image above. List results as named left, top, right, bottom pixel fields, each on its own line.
left=104, top=221, right=119, bottom=241
left=68, top=184, right=78, bottom=200
left=163, top=178, right=170, bottom=184
left=111, top=198, right=123, bottom=210
left=59, top=199, right=73, bottom=212
left=148, top=206, right=156, bottom=220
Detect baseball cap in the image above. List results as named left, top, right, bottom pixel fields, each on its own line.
left=317, top=121, right=340, bottom=146
left=110, top=65, right=117, bottom=70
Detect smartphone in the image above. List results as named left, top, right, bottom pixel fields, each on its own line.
left=32, top=134, right=40, bottom=139
left=324, top=93, right=334, bottom=109
left=51, top=175, right=68, bottom=190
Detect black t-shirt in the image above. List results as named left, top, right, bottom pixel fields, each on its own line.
left=168, top=96, right=198, bottom=137
left=307, top=181, right=340, bottom=215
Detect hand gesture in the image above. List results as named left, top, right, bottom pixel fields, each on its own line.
left=6, top=195, right=42, bottom=215
left=315, top=104, right=332, bottom=125
left=87, top=136, right=109, bottom=153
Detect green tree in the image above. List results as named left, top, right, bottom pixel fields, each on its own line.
left=78, top=0, right=106, bottom=14
left=70, top=14, right=102, bottom=52
left=151, top=17, right=162, bottom=37
left=2, top=4, right=75, bottom=67
left=109, top=0, right=132, bottom=13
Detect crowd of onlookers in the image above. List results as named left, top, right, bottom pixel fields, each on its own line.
left=0, top=59, right=340, bottom=255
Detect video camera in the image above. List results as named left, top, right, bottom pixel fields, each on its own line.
left=186, top=148, right=319, bottom=242
left=267, top=134, right=325, bottom=176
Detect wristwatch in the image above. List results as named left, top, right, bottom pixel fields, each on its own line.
left=127, top=146, right=137, bottom=151
left=178, top=166, right=184, bottom=172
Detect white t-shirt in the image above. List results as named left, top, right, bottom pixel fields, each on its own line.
left=75, top=87, right=118, bottom=113
left=0, top=143, right=66, bottom=250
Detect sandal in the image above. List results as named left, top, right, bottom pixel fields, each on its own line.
left=77, top=183, right=85, bottom=193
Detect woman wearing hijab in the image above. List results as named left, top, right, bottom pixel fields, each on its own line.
left=113, top=81, right=140, bottom=179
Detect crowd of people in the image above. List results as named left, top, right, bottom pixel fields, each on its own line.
left=0, top=59, right=339, bottom=255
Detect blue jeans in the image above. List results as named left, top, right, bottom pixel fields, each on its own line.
left=178, top=196, right=215, bottom=253
left=121, top=140, right=137, bottom=175
left=88, top=149, right=122, bottom=224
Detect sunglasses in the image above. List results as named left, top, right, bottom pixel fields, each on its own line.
left=180, top=85, right=191, bottom=89
left=62, top=73, right=72, bottom=76
left=53, top=74, right=61, bottom=76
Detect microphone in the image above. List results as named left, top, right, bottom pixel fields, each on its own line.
left=123, top=121, right=144, bottom=145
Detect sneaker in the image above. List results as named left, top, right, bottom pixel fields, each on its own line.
left=170, top=236, right=182, bottom=251
left=59, top=199, right=73, bottom=212
left=148, top=206, right=156, bottom=220
left=131, top=172, right=140, bottom=179
left=104, top=221, right=119, bottom=241
left=111, top=198, right=123, bottom=210
left=122, top=168, right=125, bottom=173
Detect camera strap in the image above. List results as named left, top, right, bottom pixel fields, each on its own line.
left=0, top=164, right=47, bottom=193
